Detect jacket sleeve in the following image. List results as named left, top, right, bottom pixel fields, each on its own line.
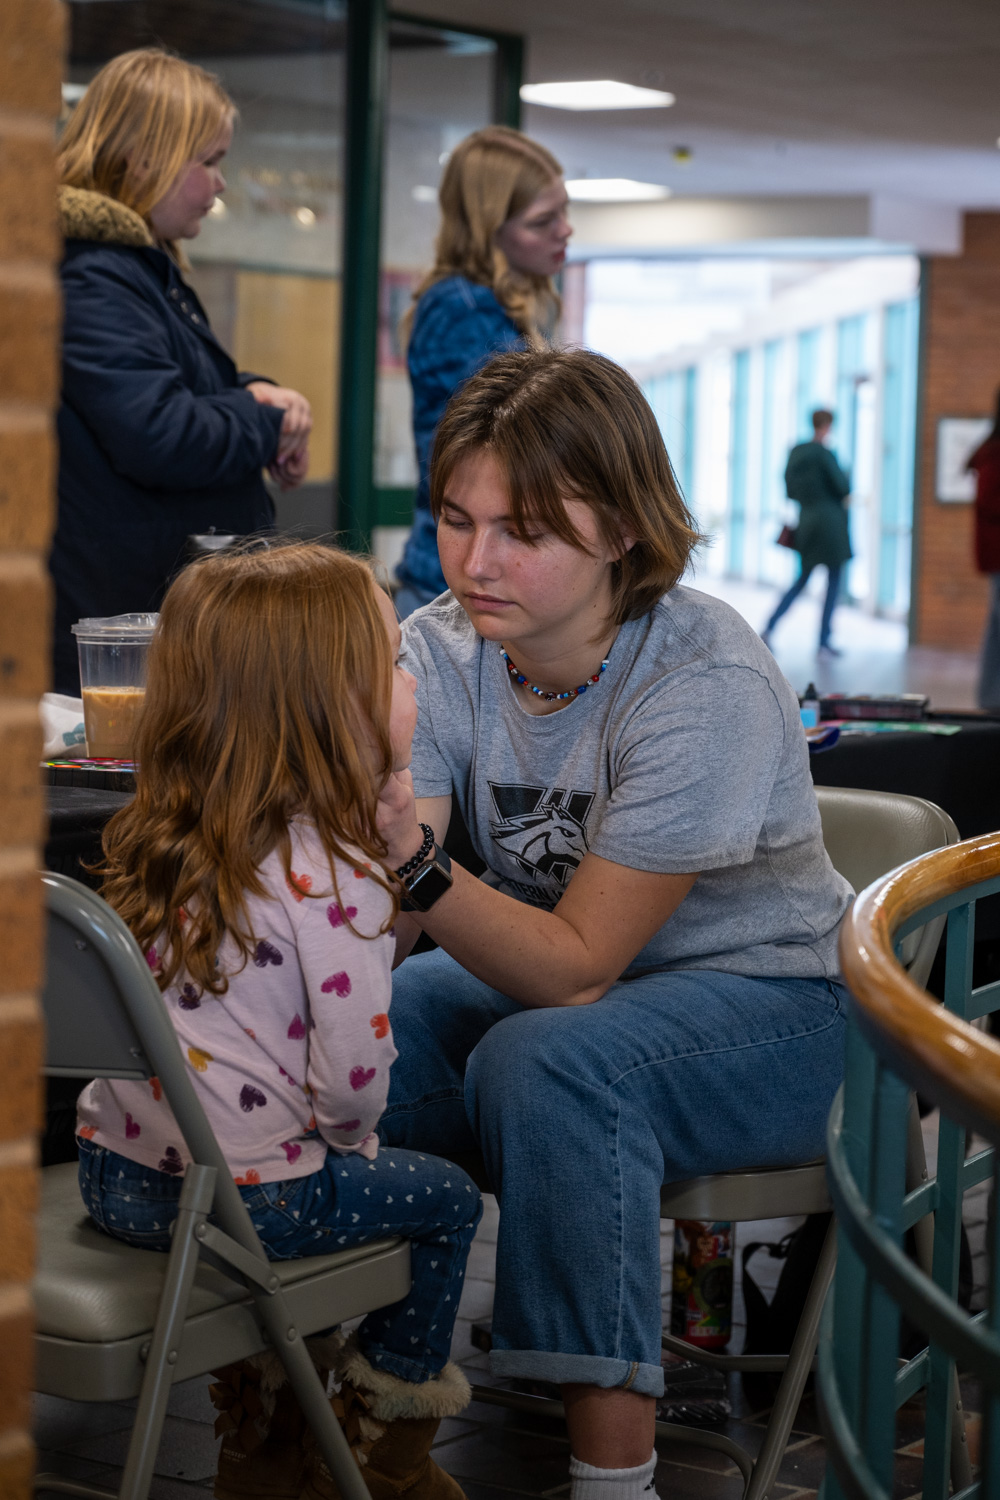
left=821, top=448, right=851, bottom=501
left=410, top=293, right=523, bottom=407
left=61, top=256, right=284, bottom=490
left=295, top=872, right=397, bottom=1157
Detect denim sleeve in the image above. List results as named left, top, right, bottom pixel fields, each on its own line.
left=409, top=289, right=523, bottom=477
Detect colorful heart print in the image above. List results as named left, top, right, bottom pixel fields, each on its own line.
left=278, top=1066, right=298, bottom=1087
left=145, top=946, right=159, bottom=971
left=159, top=1146, right=183, bottom=1175
left=187, top=1046, right=213, bottom=1073
left=287, top=871, right=313, bottom=902
left=149, top=1076, right=162, bottom=1101
left=349, top=1065, right=376, bottom=1091
left=253, top=939, right=283, bottom=967
left=287, top=1013, right=306, bottom=1040
left=235, top=1168, right=261, bottom=1186
left=370, top=1013, right=390, bottom=1040
left=178, top=983, right=201, bottom=1010
left=327, top=902, right=358, bottom=929
left=125, top=1113, right=140, bottom=1139
left=281, top=1140, right=302, bottom=1164
left=77, top=1124, right=97, bottom=1140
left=321, top=971, right=351, bottom=997
left=240, top=1084, right=268, bottom=1112
left=353, top=864, right=371, bottom=879
left=332, top=1119, right=361, bottom=1131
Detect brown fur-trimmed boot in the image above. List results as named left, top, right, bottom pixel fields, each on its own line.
left=300, top=1333, right=470, bottom=1500
left=210, top=1352, right=328, bottom=1500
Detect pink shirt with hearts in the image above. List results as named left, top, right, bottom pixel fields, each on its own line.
left=76, top=823, right=397, bottom=1183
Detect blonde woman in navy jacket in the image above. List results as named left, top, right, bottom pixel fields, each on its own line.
left=52, top=49, right=312, bottom=693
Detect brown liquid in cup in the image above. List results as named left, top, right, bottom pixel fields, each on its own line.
left=82, top=686, right=146, bottom=759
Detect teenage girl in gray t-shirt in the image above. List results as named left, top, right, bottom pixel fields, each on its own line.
left=377, top=347, right=850, bottom=1500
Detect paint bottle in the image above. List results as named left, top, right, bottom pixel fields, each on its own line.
left=670, top=1219, right=734, bottom=1350
left=799, top=681, right=820, bottom=729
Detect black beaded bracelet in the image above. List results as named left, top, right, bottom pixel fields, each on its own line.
left=395, top=822, right=435, bottom=881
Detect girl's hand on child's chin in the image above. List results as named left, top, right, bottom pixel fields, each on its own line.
left=377, top=768, right=424, bottom=868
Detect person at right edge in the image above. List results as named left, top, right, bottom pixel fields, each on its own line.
left=968, top=390, right=1000, bottom=711
left=394, top=127, right=572, bottom=618
left=761, top=408, right=851, bottom=659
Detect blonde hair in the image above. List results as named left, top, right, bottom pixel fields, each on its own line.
left=404, top=126, right=563, bottom=346
left=431, top=349, right=704, bottom=627
left=58, top=48, right=234, bottom=256
left=98, top=543, right=399, bottom=996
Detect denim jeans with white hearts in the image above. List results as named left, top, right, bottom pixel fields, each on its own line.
left=77, top=1135, right=482, bottom=1382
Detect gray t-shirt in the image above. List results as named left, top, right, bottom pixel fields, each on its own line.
left=401, top=586, right=852, bottom=980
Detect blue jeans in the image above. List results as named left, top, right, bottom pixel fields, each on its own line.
left=380, top=950, right=847, bottom=1398
left=78, top=1136, right=482, bottom=1383
left=766, top=562, right=842, bottom=648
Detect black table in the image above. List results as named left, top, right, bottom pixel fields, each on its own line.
left=810, top=718, right=1000, bottom=842
left=811, top=716, right=1000, bottom=962
left=45, top=785, right=133, bottom=887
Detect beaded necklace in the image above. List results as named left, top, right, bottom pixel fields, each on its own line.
left=499, top=644, right=610, bottom=703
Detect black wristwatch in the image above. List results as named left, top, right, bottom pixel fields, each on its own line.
left=400, top=842, right=453, bottom=912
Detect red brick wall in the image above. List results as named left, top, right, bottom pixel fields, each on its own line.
left=914, top=213, right=1000, bottom=649
left=0, top=1, right=65, bottom=1493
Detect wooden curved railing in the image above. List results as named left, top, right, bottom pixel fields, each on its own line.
left=839, top=828, right=1000, bottom=1145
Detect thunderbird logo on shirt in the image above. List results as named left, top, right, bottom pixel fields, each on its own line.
left=487, top=782, right=595, bottom=887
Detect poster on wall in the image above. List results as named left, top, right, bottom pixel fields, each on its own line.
left=936, top=417, right=992, bottom=502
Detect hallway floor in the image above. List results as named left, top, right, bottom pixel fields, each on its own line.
left=690, top=570, right=980, bottom=713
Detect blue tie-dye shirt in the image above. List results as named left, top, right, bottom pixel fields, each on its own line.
left=397, top=275, right=523, bottom=595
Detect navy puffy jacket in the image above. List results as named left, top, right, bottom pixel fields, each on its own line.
left=51, top=187, right=284, bottom=693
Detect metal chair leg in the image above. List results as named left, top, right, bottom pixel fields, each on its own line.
left=743, top=1220, right=837, bottom=1500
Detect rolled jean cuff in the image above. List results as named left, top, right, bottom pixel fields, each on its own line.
left=489, top=1349, right=665, bottom=1398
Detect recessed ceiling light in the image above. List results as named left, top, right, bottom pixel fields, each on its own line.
left=293, top=206, right=317, bottom=228
left=566, top=178, right=671, bottom=202
left=412, top=185, right=438, bottom=203
left=520, top=80, right=675, bottom=111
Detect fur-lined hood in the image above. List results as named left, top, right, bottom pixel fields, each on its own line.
left=58, top=185, right=153, bottom=248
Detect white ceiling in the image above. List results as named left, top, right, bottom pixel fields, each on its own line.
left=403, top=0, right=1000, bottom=209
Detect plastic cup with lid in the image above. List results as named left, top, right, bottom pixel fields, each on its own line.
left=71, top=613, right=158, bottom=759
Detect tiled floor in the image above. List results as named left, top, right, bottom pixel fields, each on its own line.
left=34, top=1110, right=991, bottom=1500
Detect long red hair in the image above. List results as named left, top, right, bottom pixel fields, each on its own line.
left=99, top=543, right=398, bottom=994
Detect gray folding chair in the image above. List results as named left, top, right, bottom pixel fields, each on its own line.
left=34, top=871, right=411, bottom=1500
left=463, top=788, right=961, bottom=1500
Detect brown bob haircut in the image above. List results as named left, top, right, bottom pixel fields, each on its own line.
left=99, top=542, right=397, bottom=996
left=430, top=348, right=704, bottom=624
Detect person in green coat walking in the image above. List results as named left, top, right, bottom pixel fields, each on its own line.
left=761, top=408, right=852, bottom=658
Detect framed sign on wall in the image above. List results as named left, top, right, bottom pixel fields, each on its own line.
left=936, top=417, right=992, bottom=502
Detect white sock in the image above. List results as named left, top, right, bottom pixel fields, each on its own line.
left=568, top=1452, right=658, bottom=1500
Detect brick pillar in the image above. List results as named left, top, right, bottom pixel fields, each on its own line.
left=914, top=213, right=1000, bottom=649
left=0, top=1, right=66, bottom=1493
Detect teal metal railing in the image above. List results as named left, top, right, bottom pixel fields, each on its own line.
left=820, top=831, right=1000, bottom=1499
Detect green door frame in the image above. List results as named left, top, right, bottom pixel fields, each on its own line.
left=337, top=0, right=524, bottom=548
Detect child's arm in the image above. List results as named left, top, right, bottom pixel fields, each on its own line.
left=295, top=874, right=397, bottom=1157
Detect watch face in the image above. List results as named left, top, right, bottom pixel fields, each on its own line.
left=404, top=857, right=453, bottom=912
